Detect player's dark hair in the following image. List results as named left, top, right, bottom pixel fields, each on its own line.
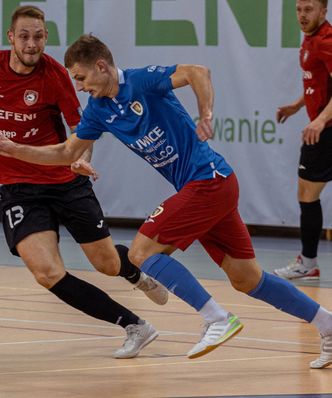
left=65, top=34, right=114, bottom=68
left=319, top=0, right=328, bottom=7
left=10, top=5, right=46, bottom=31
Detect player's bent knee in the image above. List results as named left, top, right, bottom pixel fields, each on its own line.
left=32, top=269, right=65, bottom=289
left=94, top=260, right=120, bottom=276
left=230, top=278, right=253, bottom=293
left=127, top=250, right=147, bottom=268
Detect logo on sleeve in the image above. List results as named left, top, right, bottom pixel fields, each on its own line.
left=130, top=101, right=143, bottom=116
left=144, top=204, right=164, bottom=223
left=302, top=50, right=309, bottom=63
left=24, top=90, right=39, bottom=106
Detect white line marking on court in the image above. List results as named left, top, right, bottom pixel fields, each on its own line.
left=0, top=332, right=187, bottom=347
left=0, top=286, right=43, bottom=291
left=0, top=354, right=312, bottom=376
left=0, top=315, right=319, bottom=348
left=0, top=317, right=118, bottom=329
left=236, top=336, right=318, bottom=347
left=0, top=336, right=118, bottom=345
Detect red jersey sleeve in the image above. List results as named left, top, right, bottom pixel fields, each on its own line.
left=317, top=32, right=332, bottom=73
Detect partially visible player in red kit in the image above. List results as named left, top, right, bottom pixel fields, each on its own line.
left=0, top=5, right=169, bottom=359
left=274, top=0, right=332, bottom=281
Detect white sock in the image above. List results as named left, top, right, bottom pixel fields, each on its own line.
left=300, top=254, right=318, bottom=269
left=199, top=297, right=228, bottom=323
left=311, top=306, right=332, bottom=336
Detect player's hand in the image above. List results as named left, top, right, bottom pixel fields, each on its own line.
left=302, top=119, right=325, bottom=145
left=71, top=159, right=99, bottom=181
left=276, top=104, right=299, bottom=123
left=196, top=117, right=213, bottom=141
left=0, top=134, right=16, bottom=157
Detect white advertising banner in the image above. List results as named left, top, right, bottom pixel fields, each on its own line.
left=2, top=0, right=332, bottom=226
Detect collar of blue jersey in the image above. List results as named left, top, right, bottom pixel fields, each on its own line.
left=117, top=68, right=124, bottom=84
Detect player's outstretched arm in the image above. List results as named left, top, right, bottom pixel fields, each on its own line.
left=170, top=64, right=213, bottom=141
left=276, top=95, right=304, bottom=123
left=0, top=133, right=94, bottom=166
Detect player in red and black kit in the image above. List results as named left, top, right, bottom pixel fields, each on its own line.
left=0, top=5, right=168, bottom=358
left=274, top=0, right=332, bottom=281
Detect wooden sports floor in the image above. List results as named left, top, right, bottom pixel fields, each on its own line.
left=1, top=228, right=332, bottom=398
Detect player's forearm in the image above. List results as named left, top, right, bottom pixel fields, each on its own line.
left=293, top=95, right=305, bottom=111
left=188, top=66, right=214, bottom=121
left=11, top=142, right=76, bottom=165
left=316, top=97, right=332, bottom=125
left=172, top=65, right=214, bottom=120
left=78, top=143, right=93, bottom=162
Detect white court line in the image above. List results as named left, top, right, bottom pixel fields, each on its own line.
left=0, top=286, right=43, bottom=292
left=236, top=336, right=318, bottom=347
left=0, top=331, right=179, bottom=346
left=0, top=353, right=313, bottom=376
left=0, top=316, right=317, bottom=343
left=0, top=317, right=119, bottom=329
left=0, top=335, right=318, bottom=348
left=0, top=317, right=319, bottom=348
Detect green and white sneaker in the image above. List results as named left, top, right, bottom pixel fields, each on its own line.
left=113, top=321, right=158, bottom=359
left=187, top=313, right=243, bottom=359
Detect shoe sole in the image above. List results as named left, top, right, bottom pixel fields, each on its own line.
left=310, top=360, right=332, bottom=369
left=113, top=330, right=159, bottom=359
left=274, top=272, right=320, bottom=281
left=187, top=323, right=244, bottom=359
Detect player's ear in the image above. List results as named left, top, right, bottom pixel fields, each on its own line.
left=96, top=59, right=107, bottom=73
left=7, top=29, right=14, bottom=45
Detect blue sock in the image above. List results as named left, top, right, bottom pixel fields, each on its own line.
left=248, top=271, right=319, bottom=322
left=141, top=254, right=211, bottom=311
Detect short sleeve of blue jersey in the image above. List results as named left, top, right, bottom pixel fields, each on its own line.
left=130, top=65, right=176, bottom=95
left=75, top=98, right=104, bottom=140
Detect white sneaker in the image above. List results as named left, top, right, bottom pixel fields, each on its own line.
left=310, top=334, right=332, bottom=369
left=113, top=321, right=158, bottom=359
left=187, top=313, right=243, bottom=359
left=273, top=256, right=320, bottom=280
left=134, top=272, right=168, bottom=305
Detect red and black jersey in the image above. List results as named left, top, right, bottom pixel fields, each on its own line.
left=0, top=50, right=81, bottom=184
left=300, top=21, right=332, bottom=125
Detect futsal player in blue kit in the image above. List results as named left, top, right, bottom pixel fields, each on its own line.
left=1, top=34, right=332, bottom=367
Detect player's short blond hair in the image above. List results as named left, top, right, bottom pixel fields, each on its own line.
left=10, top=5, right=46, bottom=31
left=65, top=34, right=114, bottom=68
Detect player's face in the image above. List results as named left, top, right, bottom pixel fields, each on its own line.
left=7, top=16, right=47, bottom=71
left=296, top=0, right=327, bottom=35
left=70, top=61, right=117, bottom=98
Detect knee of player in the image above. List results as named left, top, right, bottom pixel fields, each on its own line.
left=93, top=256, right=120, bottom=276
left=127, top=249, right=148, bottom=268
left=230, top=272, right=262, bottom=293
left=229, top=277, right=249, bottom=293
left=32, top=268, right=65, bottom=289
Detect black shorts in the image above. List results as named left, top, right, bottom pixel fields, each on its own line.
left=0, top=176, right=110, bottom=256
left=299, top=126, right=332, bottom=182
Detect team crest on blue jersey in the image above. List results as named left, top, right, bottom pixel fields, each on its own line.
left=130, top=101, right=143, bottom=116
left=24, top=90, right=39, bottom=106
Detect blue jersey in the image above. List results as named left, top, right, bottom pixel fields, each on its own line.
left=76, top=65, right=233, bottom=191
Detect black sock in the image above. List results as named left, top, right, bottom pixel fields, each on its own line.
left=300, top=200, right=322, bottom=258
left=50, top=272, right=140, bottom=328
left=116, top=244, right=141, bottom=284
